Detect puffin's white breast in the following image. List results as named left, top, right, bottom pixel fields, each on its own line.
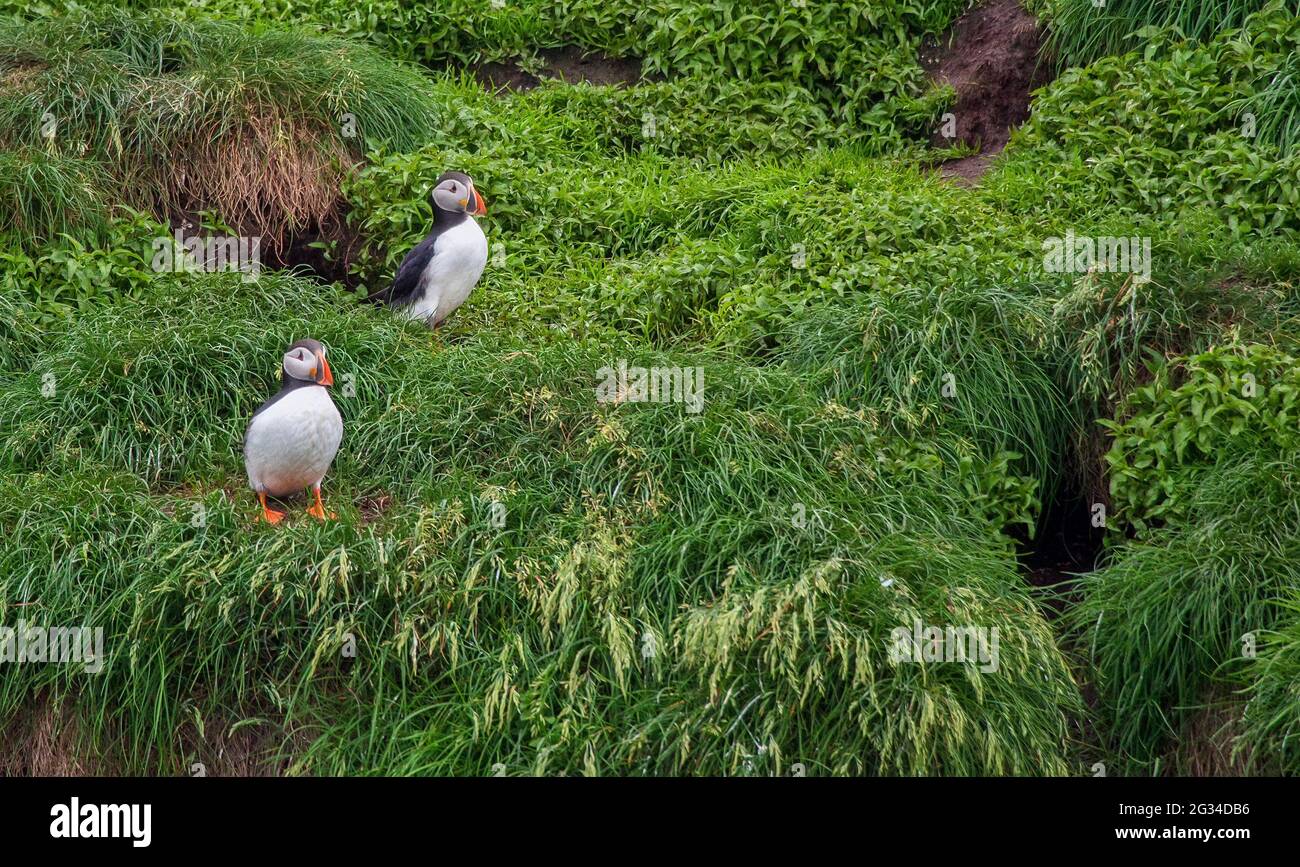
left=244, top=386, right=343, bottom=497
left=406, top=218, right=487, bottom=326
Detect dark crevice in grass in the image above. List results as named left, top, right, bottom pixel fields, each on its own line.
left=1016, top=484, right=1104, bottom=600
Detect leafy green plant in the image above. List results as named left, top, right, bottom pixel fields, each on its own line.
left=1103, top=342, right=1300, bottom=534
left=0, top=210, right=166, bottom=325
left=998, top=5, right=1300, bottom=235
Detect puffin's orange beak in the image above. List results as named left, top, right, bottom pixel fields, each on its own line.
left=317, top=353, right=334, bottom=386
left=472, top=188, right=487, bottom=216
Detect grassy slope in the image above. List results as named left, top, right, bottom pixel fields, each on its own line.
left=0, top=273, right=1079, bottom=775
left=2, top=2, right=1300, bottom=774
left=0, top=8, right=442, bottom=249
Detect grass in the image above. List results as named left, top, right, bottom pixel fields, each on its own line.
left=3, top=1, right=1300, bottom=775
left=1233, top=44, right=1300, bottom=153
left=1066, top=452, right=1300, bottom=771
left=0, top=150, right=110, bottom=246
left=1041, top=0, right=1280, bottom=67
left=1240, top=590, right=1300, bottom=773
left=0, top=271, right=1081, bottom=775
left=0, top=6, right=442, bottom=250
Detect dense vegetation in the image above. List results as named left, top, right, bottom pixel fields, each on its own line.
left=1038, top=0, right=1282, bottom=66
left=2, top=0, right=1299, bottom=775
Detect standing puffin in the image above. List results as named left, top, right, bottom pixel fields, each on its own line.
left=372, top=170, right=489, bottom=328
left=244, top=339, right=342, bottom=523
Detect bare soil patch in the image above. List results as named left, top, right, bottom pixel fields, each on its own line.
left=471, top=47, right=643, bottom=92
left=921, top=0, right=1052, bottom=182
left=0, top=691, right=306, bottom=777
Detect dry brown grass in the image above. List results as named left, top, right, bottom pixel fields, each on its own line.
left=1163, top=690, right=1253, bottom=777
left=0, top=60, right=47, bottom=93
left=0, top=692, right=307, bottom=777
left=0, top=692, right=111, bottom=776
left=138, top=102, right=359, bottom=258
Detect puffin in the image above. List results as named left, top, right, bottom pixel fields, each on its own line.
left=371, top=170, right=489, bottom=328
left=243, top=338, right=342, bottom=523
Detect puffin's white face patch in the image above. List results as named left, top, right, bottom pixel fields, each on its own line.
left=283, top=347, right=317, bottom=381
left=432, top=179, right=468, bottom=213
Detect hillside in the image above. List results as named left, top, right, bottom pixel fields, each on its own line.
left=2, top=0, right=1299, bottom=777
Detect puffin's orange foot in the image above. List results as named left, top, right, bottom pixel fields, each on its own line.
left=257, top=493, right=286, bottom=525
left=308, top=488, right=335, bottom=521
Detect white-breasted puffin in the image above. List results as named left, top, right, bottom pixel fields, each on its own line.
left=372, top=170, right=489, bottom=328
left=243, top=338, right=342, bottom=524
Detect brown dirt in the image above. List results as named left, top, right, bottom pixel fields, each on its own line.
left=0, top=693, right=111, bottom=776
left=358, top=491, right=393, bottom=524
left=178, top=706, right=305, bottom=777
left=0, top=691, right=306, bottom=777
left=1162, top=690, right=1252, bottom=776
left=0, top=59, right=48, bottom=92
left=471, top=47, right=643, bottom=93
left=920, top=0, right=1052, bottom=183
left=939, top=151, right=998, bottom=185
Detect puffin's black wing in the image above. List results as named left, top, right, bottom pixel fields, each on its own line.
left=369, top=233, right=438, bottom=307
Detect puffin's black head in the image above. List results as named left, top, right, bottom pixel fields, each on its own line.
left=431, top=171, right=487, bottom=217
left=281, top=338, right=334, bottom=387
